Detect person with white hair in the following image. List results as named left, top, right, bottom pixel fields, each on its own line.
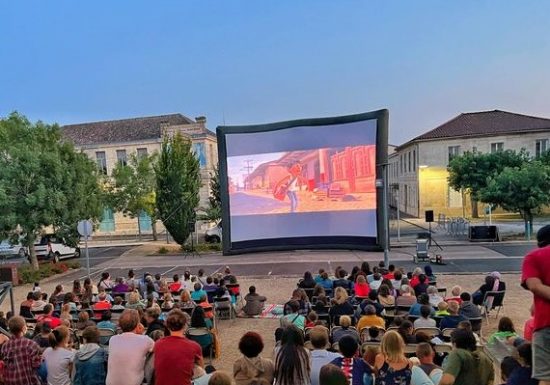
left=427, top=285, right=444, bottom=307
left=396, top=285, right=417, bottom=306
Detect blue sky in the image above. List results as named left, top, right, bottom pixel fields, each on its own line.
left=1, top=1, right=550, bottom=144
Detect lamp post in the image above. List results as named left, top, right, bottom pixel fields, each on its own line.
left=376, top=163, right=390, bottom=268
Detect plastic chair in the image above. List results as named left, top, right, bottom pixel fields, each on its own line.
left=213, top=297, right=233, bottom=320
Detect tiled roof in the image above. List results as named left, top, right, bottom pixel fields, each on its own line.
left=404, top=110, right=550, bottom=146
left=62, top=113, right=195, bottom=146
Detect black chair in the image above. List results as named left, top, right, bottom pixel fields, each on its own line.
left=481, top=290, right=505, bottom=322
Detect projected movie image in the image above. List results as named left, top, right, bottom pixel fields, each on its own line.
left=227, top=146, right=376, bottom=216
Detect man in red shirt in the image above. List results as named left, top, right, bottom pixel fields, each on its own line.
left=522, top=224, right=550, bottom=385
left=36, top=304, right=62, bottom=328
left=154, top=309, right=203, bottom=385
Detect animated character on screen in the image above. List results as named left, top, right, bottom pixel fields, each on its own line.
left=273, top=163, right=308, bottom=212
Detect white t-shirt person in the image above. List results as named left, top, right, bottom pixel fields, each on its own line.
left=106, top=332, right=154, bottom=385
left=43, top=347, right=75, bottom=385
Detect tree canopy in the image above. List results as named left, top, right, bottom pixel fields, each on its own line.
left=0, top=113, right=103, bottom=269
left=155, top=133, right=201, bottom=245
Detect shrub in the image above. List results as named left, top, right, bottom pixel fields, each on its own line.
left=158, top=247, right=169, bottom=255
left=18, top=261, right=79, bottom=285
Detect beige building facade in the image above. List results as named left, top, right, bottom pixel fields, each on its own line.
left=62, top=114, right=218, bottom=236
left=389, top=110, right=550, bottom=218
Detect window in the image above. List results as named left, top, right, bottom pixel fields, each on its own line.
left=536, top=139, right=549, bottom=158
left=116, top=149, right=127, bottom=166
left=400, top=155, right=403, bottom=174
left=412, top=149, right=416, bottom=171
left=448, top=146, right=460, bottom=163
left=408, top=152, right=411, bottom=172
left=490, top=142, right=504, bottom=153
left=95, top=151, right=107, bottom=174
left=137, top=148, right=148, bottom=159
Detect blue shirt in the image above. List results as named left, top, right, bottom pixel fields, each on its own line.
left=96, top=320, right=117, bottom=332
left=191, top=289, right=207, bottom=301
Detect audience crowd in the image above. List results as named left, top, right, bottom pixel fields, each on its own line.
left=0, top=253, right=539, bottom=385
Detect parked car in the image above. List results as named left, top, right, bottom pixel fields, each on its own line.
left=0, top=239, right=27, bottom=259
left=34, top=234, right=80, bottom=263
left=204, top=222, right=222, bottom=243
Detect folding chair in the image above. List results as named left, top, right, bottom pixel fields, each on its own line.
left=414, top=327, right=441, bottom=339
left=213, top=297, right=233, bottom=320
left=98, top=328, right=116, bottom=347
left=481, top=290, right=505, bottom=323
left=469, top=317, right=483, bottom=338
left=437, top=287, right=447, bottom=298
left=441, top=328, right=456, bottom=342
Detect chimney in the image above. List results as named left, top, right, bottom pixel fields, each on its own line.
left=195, top=116, right=207, bottom=128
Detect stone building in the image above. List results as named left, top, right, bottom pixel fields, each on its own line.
left=389, top=110, right=550, bottom=218
left=62, top=114, right=217, bottom=236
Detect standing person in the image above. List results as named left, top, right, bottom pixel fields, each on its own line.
left=154, top=309, right=204, bottom=385
left=106, top=309, right=154, bottom=385
left=273, top=163, right=307, bottom=213
left=440, top=329, right=494, bottom=385
left=74, top=326, right=108, bottom=385
left=43, top=326, right=75, bottom=385
left=233, top=332, right=275, bottom=385
left=522, top=224, right=550, bottom=385
left=274, top=325, right=311, bottom=385
left=0, top=316, right=43, bottom=385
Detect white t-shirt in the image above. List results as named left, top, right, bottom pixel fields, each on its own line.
left=310, top=350, right=342, bottom=385
left=106, top=333, right=154, bottom=385
left=43, top=347, right=75, bottom=385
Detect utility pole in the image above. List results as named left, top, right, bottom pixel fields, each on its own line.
left=241, top=159, right=254, bottom=190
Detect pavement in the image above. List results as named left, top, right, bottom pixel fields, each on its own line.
left=45, top=239, right=536, bottom=290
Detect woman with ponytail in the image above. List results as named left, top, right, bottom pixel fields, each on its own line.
left=43, top=326, right=75, bottom=385
left=274, top=325, right=311, bottom=385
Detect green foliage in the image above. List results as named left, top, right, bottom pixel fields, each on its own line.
left=181, top=242, right=221, bottom=253
left=155, top=133, right=201, bottom=245
left=199, top=165, right=221, bottom=222
left=0, top=113, right=103, bottom=269
left=18, top=261, right=80, bottom=284
left=157, top=246, right=169, bottom=254
left=447, top=149, right=529, bottom=217
left=107, top=152, right=158, bottom=236
left=480, top=161, right=550, bottom=231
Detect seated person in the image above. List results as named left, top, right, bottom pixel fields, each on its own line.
left=333, top=270, right=353, bottom=292
left=168, top=274, right=182, bottom=293
left=298, top=271, right=317, bottom=289
left=190, top=306, right=213, bottom=330
left=112, top=277, right=130, bottom=293
left=19, top=292, right=34, bottom=319
left=240, top=286, right=266, bottom=317
left=96, top=311, right=117, bottom=332
left=445, top=286, right=463, bottom=305
left=280, top=300, right=305, bottom=331
left=356, top=304, right=385, bottom=332
left=500, top=356, right=521, bottom=385
left=191, top=283, right=207, bottom=302
left=329, top=288, right=355, bottom=324
left=391, top=271, right=403, bottom=291
left=378, top=284, right=395, bottom=307
left=357, top=291, right=385, bottom=318
left=413, top=305, right=437, bottom=328
left=424, top=265, right=436, bottom=283
left=488, top=317, right=518, bottom=344
left=435, top=301, right=450, bottom=317
left=75, top=311, right=95, bottom=331
left=416, top=342, right=442, bottom=385
left=427, top=285, right=444, bottom=308
left=396, top=285, right=417, bottom=307
left=305, top=311, right=320, bottom=328
left=314, top=268, right=326, bottom=284
left=145, top=307, right=164, bottom=337
left=439, top=300, right=467, bottom=330
left=397, top=320, right=417, bottom=344
left=318, top=272, right=334, bottom=291
left=111, top=296, right=126, bottom=311
left=472, top=271, right=506, bottom=306
left=409, top=294, right=433, bottom=316
left=93, top=291, right=112, bottom=318
left=202, top=276, right=218, bottom=292
left=459, top=292, right=481, bottom=319
left=414, top=274, right=430, bottom=297
left=331, top=315, right=360, bottom=344
left=505, top=342, right=537, bottom=385
left=369, top=273, right=383, bottom=291
left=329, top=336, right=372, bottom=384
left=36, top=304, right=62, bottom=328
left=353, top=275, right=370, bottom=298
left=93, top=288, right=113, bottom=303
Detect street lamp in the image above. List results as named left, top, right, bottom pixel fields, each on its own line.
left=376, top=163, right=390, bottom=269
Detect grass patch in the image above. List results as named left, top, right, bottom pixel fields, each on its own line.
left=157, top=246, right=169, bottom=255
left=181, top=243, right=222, bottom=253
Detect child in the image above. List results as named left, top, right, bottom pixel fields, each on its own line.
left=305, top=311, right=318, bottom=328
left=435, top=301, right=450, bottom=316
left=33, top=282, right=42, bottom=293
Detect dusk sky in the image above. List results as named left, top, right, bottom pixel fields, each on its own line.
left=2, top=1, right=550, bottom=145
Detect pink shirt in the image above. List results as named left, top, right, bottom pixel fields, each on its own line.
left=524, top=317, right=535, bottom=341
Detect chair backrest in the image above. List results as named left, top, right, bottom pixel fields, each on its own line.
left=434, top=344, right=452, bottom=354
left=441, top=328, right=456, bottom=339
left=404, top=344, right=419, bottom=354
left=98, top=328, right=116, bottom=346
left=468, top=317, right=482, bottom=333
left=484, top=290, right=505, bottom=308
left=186, top=327, right=213, bottom=348
left=414, top=327, right=441, bottom=338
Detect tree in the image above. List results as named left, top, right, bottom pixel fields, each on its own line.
left=155, top=133, right=201, bottom=245
left=448, top=150, right=528, bottom=217
left=107, top=153, right=159, bottom=240
left=480, top=161, right=550, bottom=234
left=0, top=113, right=103, bottom=269
left=199, top=165, right=221, bottom=223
